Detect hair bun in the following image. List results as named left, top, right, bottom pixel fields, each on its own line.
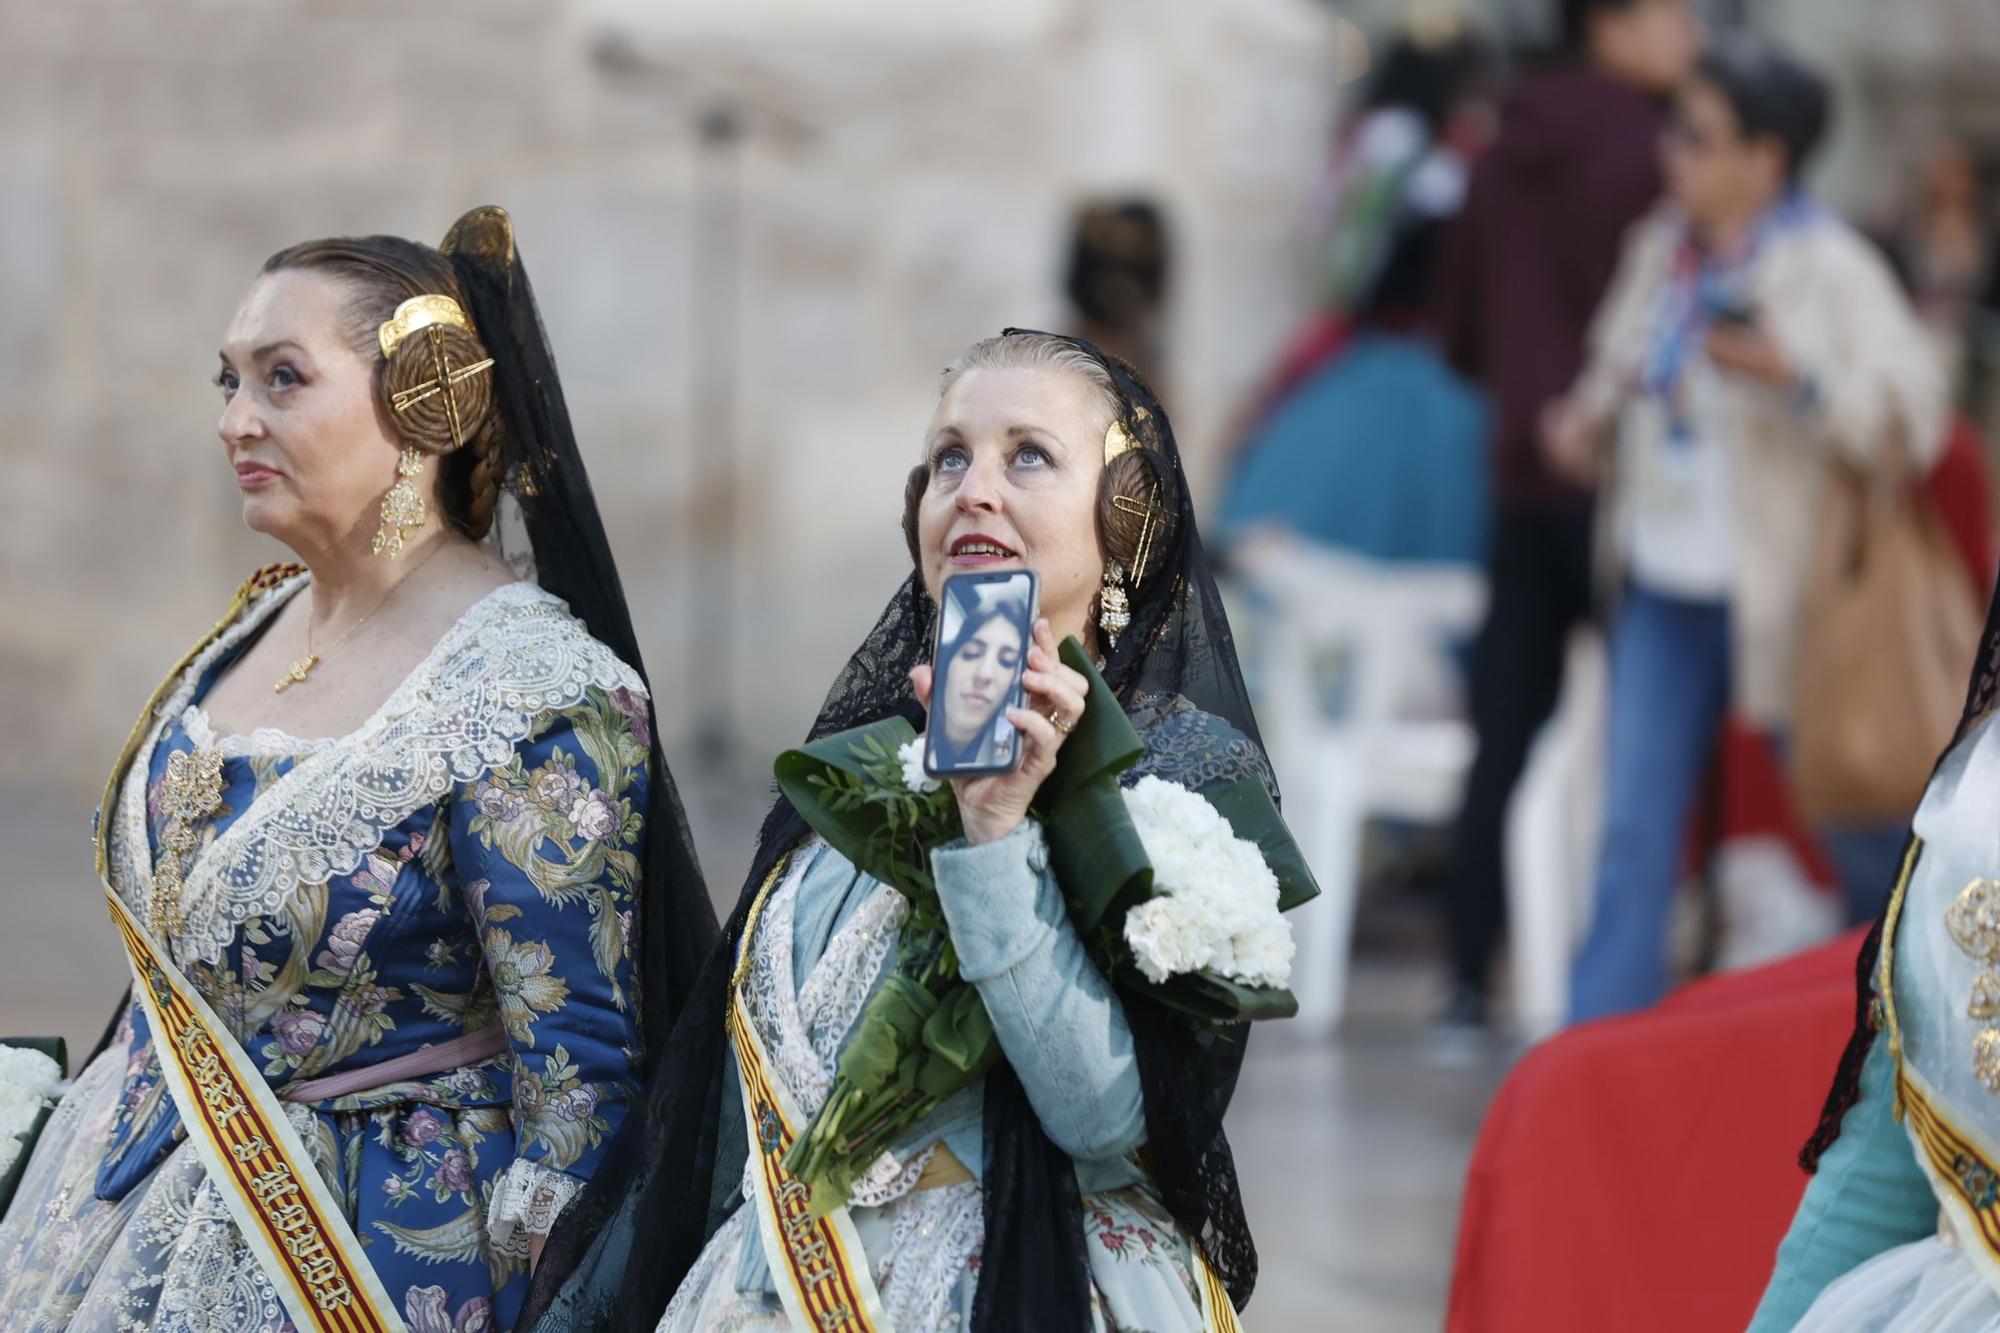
left=381, top=321, right=495, bottom=454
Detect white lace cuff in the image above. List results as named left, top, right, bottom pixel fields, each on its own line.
left=486, top=1159, right=586, bottom=1257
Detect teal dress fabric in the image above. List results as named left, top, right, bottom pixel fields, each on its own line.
left=1748, top=1039, right=1939, bottom=1330
left=0, top=578, right=652, bottom=1332
left=1222, top=332, right=1491, bottom=565
left=1751, top=713, right=2000, bottom=1329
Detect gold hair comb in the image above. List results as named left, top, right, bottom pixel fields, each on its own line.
left=1104, top=420, right=1140, bottom=464
left=377, top=294, right=476, bottom=359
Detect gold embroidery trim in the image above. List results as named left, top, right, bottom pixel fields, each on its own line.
left=1880, top=838, right=1923, bottom=1121
left=96, top=565, right=303, bottom=880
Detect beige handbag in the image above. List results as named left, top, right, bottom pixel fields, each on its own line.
left=1791, top=466, right=1981, bottom=826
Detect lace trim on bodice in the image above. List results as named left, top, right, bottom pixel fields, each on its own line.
left=179, top=704, right=338, bottom=759
left=739, top=843, right=935, bottom=1207
left=109, top=577, right=647, bottom=968
left=109, top=579, right=303, bottom=936
left=878, top=1181, right=984, bottom=1333
left=486, top=1159, right=585, bottom=1257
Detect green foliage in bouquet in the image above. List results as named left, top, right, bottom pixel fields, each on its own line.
left=773, top=722, right=997, bottom=1212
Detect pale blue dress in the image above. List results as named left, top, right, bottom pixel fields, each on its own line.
left=657, top=823, right=1214, bottom=1332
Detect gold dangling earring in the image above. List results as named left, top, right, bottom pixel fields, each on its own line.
left=1098, top=562, right=1131, bottom=650
left=372, top=446, right=428, bottom=557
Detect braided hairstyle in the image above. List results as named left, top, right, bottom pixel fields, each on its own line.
left=260, top=236, right=508, bottom=541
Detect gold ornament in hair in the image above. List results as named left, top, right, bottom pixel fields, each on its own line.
left=1104, top=420, right=1140, bottom=464
left=378, top=296, right=495, bottom=450
left=378, top=294, right=475, bottom=358
left=1102, top=411, right=1165, bottom=591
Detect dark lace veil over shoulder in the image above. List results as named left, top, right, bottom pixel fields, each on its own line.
left=1126, top=694, right=1278, bottom=799
left=442, top=207, right=716, bottom=1049
left=523, top=330, right=1271, bottom=1330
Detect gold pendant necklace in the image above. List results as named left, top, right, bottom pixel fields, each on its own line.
left=273, top=541, right=446, bottom=693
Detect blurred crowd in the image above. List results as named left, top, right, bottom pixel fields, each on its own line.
left=1174, top=0, right=2000, bottom=1049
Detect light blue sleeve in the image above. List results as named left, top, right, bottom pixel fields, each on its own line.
left=929, top=820, right=1146, bottom=1163
left=1748, top=1036, right=1940, bottom=1331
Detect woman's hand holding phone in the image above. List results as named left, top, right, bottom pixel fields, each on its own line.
left=911, top=618, right=1089, bottom=847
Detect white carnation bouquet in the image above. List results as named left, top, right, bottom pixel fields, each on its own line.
left=0, top=1037, right=68, bottom=1214
left=1120, top=775, right=1295, bottom=990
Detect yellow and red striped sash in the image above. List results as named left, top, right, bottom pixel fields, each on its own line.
left=1196, top=1248, right=1244, bottom=1333
left=1900, top=1061, right=2000, bottom=1294
left=728, top=976, right=889, bottom=1333
left=107, top=885, right=404, bottom=1332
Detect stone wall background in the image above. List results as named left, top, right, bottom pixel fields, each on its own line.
left=0, top=0, right=1352, bottom=1048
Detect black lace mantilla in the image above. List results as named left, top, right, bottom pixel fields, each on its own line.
left=1126, top=694, right=1278, bottom=799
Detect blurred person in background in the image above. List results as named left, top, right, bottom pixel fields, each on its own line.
left=0, top=208, right=715, bottom=1329
left=1064, top=198, right=1171, bottom=398
left=1429, top=0, right=1702, bottom=1042
left=1221, top=4, right=1493, bottom=564
left=1877, top=139, right=2000, bottom=440
left=1548, top=37, right=1946, bottom=1023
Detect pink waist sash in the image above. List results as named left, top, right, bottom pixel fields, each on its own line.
left=278, top=1025, right=509, bottom=1104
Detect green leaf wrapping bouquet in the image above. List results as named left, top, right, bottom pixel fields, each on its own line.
left=771, top=637, right=1317, bottom=1214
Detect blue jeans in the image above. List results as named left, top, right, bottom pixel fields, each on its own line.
left=1818, top=824, right=1910, bottom=925
left=1569, top=585, right=1731, bottom=1023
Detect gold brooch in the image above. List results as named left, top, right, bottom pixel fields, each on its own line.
left=1947, top=877, right=2000, bottom=1090
left=151, top=747, right=225, bottom=938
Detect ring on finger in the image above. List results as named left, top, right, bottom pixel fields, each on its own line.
left=1045, top=708, right=1074, bottom=736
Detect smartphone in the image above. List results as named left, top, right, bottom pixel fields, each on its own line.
left=924, top=569, right=1040, bottom=778
left=1709, top=295, right=1757, bottom=328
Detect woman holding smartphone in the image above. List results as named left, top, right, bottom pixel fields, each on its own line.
left=525, top=329, right=1278, bottom=1332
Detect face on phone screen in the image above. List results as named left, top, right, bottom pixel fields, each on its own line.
left=926, top=570, right=1038, bottom=777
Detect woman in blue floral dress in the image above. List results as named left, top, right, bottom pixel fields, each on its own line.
left=0, top=207, right=712, bottom=1331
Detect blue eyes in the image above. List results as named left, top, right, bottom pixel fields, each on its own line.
left=269, top=365, right=300, bottom=390
left=931, top=444, right=1052, bottom=474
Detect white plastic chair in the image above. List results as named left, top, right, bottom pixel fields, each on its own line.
left=1227, top=529, right=1486, bottom=1037
left=1502, top=628, right=1607, bottom=1040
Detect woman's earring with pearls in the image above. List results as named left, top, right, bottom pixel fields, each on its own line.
left=1098, top=562, right=1131, bottom=649
left=373, top=446, right=428, bottom=557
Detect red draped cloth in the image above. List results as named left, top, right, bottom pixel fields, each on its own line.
left=1447, top=928, right=1868, bottom=1332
